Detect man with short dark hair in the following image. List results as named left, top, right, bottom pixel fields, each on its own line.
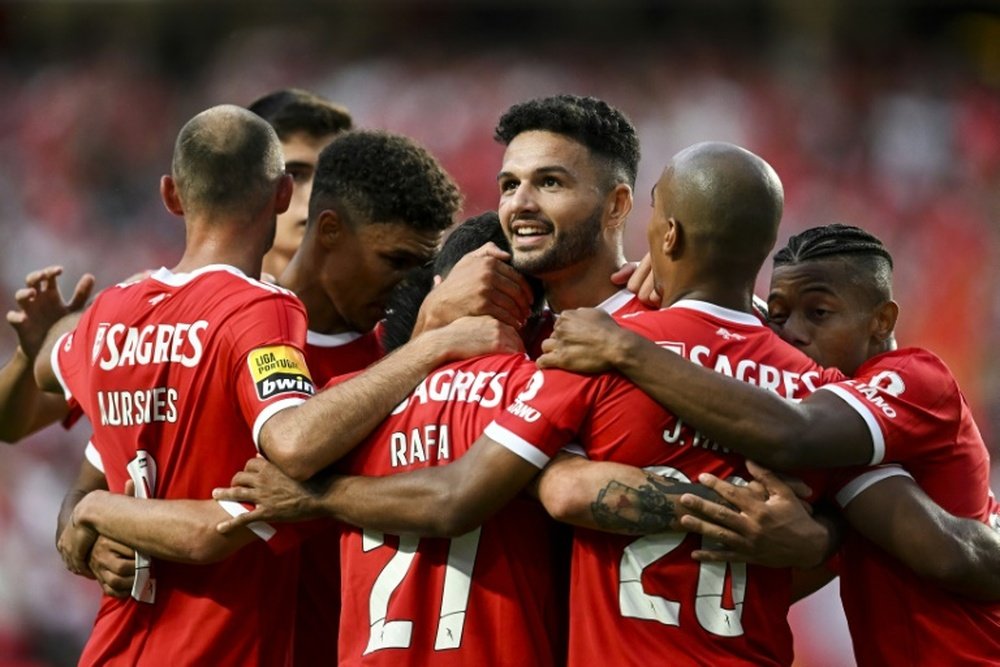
left=249, top=89, right=353, bottom=280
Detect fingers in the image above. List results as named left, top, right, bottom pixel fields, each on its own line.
left=25, top=266, right=64, bottom=289
left=468, top=241, right=511, bottom=261
left=690, top=548, right=750, bottom=563
left=68, top=274, right=96, bottom=311
left=216, top=509, right=263, bottom=534
left=679, top=492, right=752, bottom=533
left=697, top=472, right=766, bottom=508
left=14, top=287, right=37, bottom=308
left=745, top=460, right=811, bottom=499
left=609, top=262, right=637, bottom=286
left=123, top=479, right=136, bottom=497
left=678, top=514, right=752, bottom=551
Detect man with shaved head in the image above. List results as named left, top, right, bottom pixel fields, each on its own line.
left=217, top=140, right=841, bottom=666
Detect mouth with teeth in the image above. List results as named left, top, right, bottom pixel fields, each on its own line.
left=510, top=220, right=554, bottom=249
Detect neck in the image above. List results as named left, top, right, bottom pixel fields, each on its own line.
left=280, top=252, right=349, bottom=335
left=173, top=213, right=269, bottom=277
left=542, top=252, right=625, bottom=313
left=659, top=274, right=757, bottom=313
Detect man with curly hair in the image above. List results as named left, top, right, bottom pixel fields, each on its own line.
left=414, top=95, right=649, bottom=350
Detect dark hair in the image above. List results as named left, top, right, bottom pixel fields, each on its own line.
left=494, top=95, right=640, bottom=188
left=172, top=105, right=283, bottom=215
left=247, top=88, right=353, bottom=141
left=310, top=130, right=462, bottom=232
left=774, top=224, right=894, bottom=299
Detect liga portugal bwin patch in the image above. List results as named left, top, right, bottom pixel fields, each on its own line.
left=248, top=345, right=315, bottom=401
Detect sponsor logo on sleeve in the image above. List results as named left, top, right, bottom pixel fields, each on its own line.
left=248, top=345, right=315, bottom=401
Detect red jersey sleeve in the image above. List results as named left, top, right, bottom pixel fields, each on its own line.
left=225, top=292, right=315, bottom=449
left=814, top=349, right=961, bottom=466
left=485, top=367, right=599, bottom=468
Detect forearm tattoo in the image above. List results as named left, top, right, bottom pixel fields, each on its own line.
left=590, top=473, right=723, bottom=534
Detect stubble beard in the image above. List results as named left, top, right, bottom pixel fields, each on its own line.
left=511, top=205, right=604, bottom=278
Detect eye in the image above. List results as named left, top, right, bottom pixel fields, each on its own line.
left=810, top=308, right=832, bottom=320
left=499, top=178, right=518, bottom=193
left=541, top=175, right=560, bottom=188
left=287, top=167, right=311, bottom=185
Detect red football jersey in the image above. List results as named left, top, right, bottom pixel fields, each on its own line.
left=295, top=328, right=386, bottom=667
left=488, top=299, right=840, bottom=667
left=333, top=354, right=563, bottom=667
left=820, top=348, right=1000, bottom=666
left=52, top=265, right=314, bottom=667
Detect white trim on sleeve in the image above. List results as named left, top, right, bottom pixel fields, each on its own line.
left=561, top=443, right=588, bottom=458
left=50, top=332, right=73, bottom=401
left=817, top=384, right=886, bottom=465
left=483, top=421, right=551, bottom=469
left=84, top=441, right=105, bottom=473
left=835, top=465, right=912, bottom=508
left=216, top=500, right=277, bottom=541
left=251, top=397, right=306, bottom=450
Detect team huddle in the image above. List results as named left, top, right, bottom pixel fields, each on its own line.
left=2, top=91, right=998, bottom=666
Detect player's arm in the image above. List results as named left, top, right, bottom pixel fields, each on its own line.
left=1, top=266, right=93, bottom=440
left=534, top=452, right=718, bottom=534
left=840, top=473, right=1000, bottom=601
left=259, top=316, right=521, bottom=481
left=64, top=491, right=259, bottom=567
left=217, top=434, right=542, bottom=538
left=55, top=454, right=136, bottom=597
left=537, top=308, right=872, bottom=469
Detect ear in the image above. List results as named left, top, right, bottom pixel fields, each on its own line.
left=160, top=175, right=184, bottom=216
left=604, top=183, right=633, bottom=232
left=872, top=299, right=899, bottom=342
left=274, top=173, right=293, bottom=215
left=315, top=208, right=346, bottom=250
left=662, top=217, right=681, bottom=257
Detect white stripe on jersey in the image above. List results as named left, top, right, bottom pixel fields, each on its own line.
left=835, top=464, right=912, bottom=508
left=483, top=421, right=551, bottom=469
left=817, top=384, right=887, bottom=465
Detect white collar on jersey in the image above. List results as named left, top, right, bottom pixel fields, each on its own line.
left=548, top=288, right=636, bottom=318
left=307, top=330, right=364, bottom=347
left=668, top=299, right=764, bottom=327
left=594, top=288, right=637, bottom=315
left=149, top=264, right=250, bottom=286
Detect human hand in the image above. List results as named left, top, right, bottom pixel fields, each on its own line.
left=678, top=461, right=829, bottom=569
left=536, top=308, right=628, bottom=373
left=425, top=315, right=523, bottom=363
left=213, top=458, right=324, bottom=534
left=619, top=254, right=659, bottom=308
left=6, top=266, right=95, bottom=360
left=415, top=243, right=533, bottom=332
left=88, top=536, right=136, bottom=598
left=57, top=492, right=103, bottom=578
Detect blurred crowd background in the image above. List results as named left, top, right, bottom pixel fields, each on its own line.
left=0, top=1, right=997, bottom=665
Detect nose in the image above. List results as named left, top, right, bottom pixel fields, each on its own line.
left=502, top=182, right=539, bottom=223
left=777, top=312, right=810, bottom=348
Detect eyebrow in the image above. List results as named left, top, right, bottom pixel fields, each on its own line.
left=496, top=165, right=574, bottom=182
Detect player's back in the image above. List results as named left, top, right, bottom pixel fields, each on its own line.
left=334, top=353, right=562, bottom=667
left=822, top=348, right=1000, bottom=666
left=56, top=265, right=312, bottom=666
left=491, top=300, right=840, bottom=667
